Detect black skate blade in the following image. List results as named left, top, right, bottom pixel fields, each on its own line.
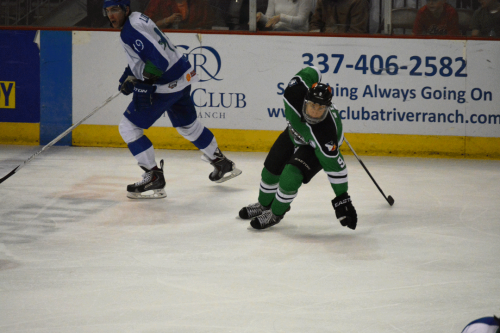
left=127, top=189, right=167, bottom=199
left=214, top=167, right=242, bottom=183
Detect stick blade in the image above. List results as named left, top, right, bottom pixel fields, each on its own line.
left=387, top=195, right=395, bottom=206
left=0, top=165, right=20, bottom=185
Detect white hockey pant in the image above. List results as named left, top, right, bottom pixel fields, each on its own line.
left=119, top=116, right=156, bottom=170
left=119, top=117, right=219, bottom=168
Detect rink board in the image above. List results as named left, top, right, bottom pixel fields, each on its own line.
left=1, top=30, right=499, bottom=158
left=69, top=124, right=499, bottom=159
left=11, top=122, right=497, bottom=159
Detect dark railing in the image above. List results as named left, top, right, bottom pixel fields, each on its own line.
left=0, top=0, right=492, bottom=38
left=1, top=0, right=65, bottom=26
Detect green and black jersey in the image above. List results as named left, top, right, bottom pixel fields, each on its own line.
left=283, top=66, right=348, bottom=196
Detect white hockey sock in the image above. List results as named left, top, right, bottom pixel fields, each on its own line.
left=200, top=137, right=219, bottom=160
left=135, top=146, right=157, bottom=170
left=177, top=120, right=219, bottom=159
left=119, top=117, right=157, bottom=170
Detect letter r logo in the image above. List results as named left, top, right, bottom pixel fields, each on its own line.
left=0, top=81, right=16, bottom=109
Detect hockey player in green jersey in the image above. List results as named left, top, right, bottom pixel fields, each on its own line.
left=239, top=66, right=357, bottom=230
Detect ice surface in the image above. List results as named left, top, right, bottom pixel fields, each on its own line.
left=0, top=145, right=499, bottom=333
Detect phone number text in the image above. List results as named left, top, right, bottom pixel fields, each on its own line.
left=302, top=53, right=467, bottom=77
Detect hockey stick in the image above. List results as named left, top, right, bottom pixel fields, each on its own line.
left=343, top=137, right=395, bottom=206
left=0, top=91, right=121, bottom=185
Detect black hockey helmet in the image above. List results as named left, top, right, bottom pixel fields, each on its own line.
left=305, top=83, right=333, bottom=107
left=302, top=83, right=333, bottom=124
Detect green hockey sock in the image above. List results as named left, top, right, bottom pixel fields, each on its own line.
left=258, top=167, right=280, bottom=207
left=272, top=164, right=303, bottom=216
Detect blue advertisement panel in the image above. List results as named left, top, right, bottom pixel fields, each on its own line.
left=0, top=30, right=40, bottom=123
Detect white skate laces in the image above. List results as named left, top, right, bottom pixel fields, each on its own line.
left=134, top=172, right=152, bottom=186
left=246, top=203, right=267, bottom=216
left=126, top=160, right=167, bottom=200
left=250, top=210, right=283, bottom=230
left=239, top=202, right=269, bottom=219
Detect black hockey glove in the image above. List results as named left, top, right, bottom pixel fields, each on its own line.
left=133, top=82, right=157, bottom=111
left=332, top=192, right=357, bottom=230
left=118, top=66, right=136, bottom=95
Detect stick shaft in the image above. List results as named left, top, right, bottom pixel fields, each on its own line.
left=0, top=91, right=121, bottom=184
left=343, top=137, right=393, bottom=205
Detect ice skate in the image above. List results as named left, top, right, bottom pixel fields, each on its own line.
left=239, top=202, right=270, bottom=219
left=250, top=210, right=284, bottom=230
left=239, top=202, right=292, bottom=220
left=201, top=148, right=242, bottom=183
left=239, top=202, right=290, bottom=220
left=127, top=160, right=166, bottom=199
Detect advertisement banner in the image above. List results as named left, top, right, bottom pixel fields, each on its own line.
left=0, top=30, right=40, bottom=123
left=73, top=32, right=499, bottom=138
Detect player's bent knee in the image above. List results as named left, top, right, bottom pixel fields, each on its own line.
left=119, top=117, right=144, bottom=144
left=288, top=156, right=321, bottom=184
left=176, top=119, right=204, bottom=142
left=278, top=164, right=304, bottom=192
left=264, top=157, right=285, bottom=176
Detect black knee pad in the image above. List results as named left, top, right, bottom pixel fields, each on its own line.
left=288, top=145, right=322, bottom=184
left=264, top=129, right=295, bottom=176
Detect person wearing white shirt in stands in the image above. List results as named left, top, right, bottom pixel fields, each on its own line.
left=256, top=0, right=314, bottom=31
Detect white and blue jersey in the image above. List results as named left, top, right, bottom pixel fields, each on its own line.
left=117, top=12, right=218, bottom=171
left=461, top=317, right=500, bottom=333
left=120, top=12, right=198, bottom=94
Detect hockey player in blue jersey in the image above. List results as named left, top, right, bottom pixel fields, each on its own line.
left=461, top=316, right=500, bottom=333
left=103, top=0, right=241, bottom=199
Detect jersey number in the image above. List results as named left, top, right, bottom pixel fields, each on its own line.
left=154, top=27, right=175, bottom=52
left=337, top=156, right=345, bottom=168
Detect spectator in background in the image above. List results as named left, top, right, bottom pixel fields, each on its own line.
left=144, top=0, right=224, bottom=29
left=461, top=315, right=500, bottom=333
left=412, top=0, right=460, bottom=35
left=471, top=0, right=500, bottom=36
left=226, top=0, right=269, bottom=30
left=309, top=0, right=369, bottom=33
left=132, top=0, right=150, bottom=12
left=256, top=0, right=314, bottom=31
left=87, top=0, right=111, bottom=27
